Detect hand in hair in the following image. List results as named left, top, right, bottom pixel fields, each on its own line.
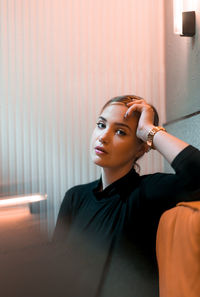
left=124, top=98, right=155, bottom=142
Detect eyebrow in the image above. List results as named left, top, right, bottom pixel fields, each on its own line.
left=98, top=116, right=132, bottom=132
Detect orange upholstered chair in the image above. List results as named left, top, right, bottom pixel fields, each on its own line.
left=156, top=201, right=200, bottom=297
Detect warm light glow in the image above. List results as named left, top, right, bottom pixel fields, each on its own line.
left=182, top=0, right=198, bottom=11
left=173, top=0, right=183, bottom=35
left=0, top=206, right=30, bottom=219
left=0, top=194, right=47, bottom=208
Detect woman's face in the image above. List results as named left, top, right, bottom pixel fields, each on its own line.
left=90, top=103, right=144, bottom=170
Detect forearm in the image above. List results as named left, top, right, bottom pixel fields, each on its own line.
left=151, top=128, right=189, bottom=164
left=141, top=124, right=189, bottom=164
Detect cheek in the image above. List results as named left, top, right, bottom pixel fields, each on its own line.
left=112, top=140, right=132, bottom=159
left=116, top=138, right=140, bottom=156
left=90, top=129, right=97, bottom=152
left=90, top=128, right=97, bottom=143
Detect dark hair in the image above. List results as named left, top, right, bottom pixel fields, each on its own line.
left=101, top=95, right=159, bottom=126
left=101, top=95, right=159, bottom=172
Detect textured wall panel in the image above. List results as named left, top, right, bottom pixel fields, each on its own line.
left=0, top=0, right=165, bottom=233
left=164, top=0, right=200, bottom=122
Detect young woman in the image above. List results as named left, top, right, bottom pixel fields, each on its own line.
left=53, top=95, right=200, bottom=297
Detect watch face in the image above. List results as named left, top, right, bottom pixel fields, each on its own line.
left=150, top=130, right=155, bottom=136
left=147, top=127, right=166, bottom=149
left=147, top=127, right=159, bottom=149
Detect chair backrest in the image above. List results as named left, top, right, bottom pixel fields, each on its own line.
left=156, top=201, right=200, bottom=297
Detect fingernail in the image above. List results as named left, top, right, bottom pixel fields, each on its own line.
left=124, top=112, right=128, bottom=119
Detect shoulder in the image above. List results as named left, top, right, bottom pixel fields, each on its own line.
left=61, top=179, right=99, bottom=208
left=138, top=172, right=180, bottom=201
left=140, top=172, right=175, bottom=185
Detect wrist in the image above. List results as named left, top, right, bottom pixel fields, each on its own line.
left=137, top=124, right=155, bottom=142
left=146, top=126, right=167, bottom=150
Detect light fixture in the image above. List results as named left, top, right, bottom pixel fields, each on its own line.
left=173, top=0, right=195, bottom=36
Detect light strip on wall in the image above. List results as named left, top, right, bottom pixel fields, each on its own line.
left=173, top=0, right=183, bottom=35
left=0, top=194, right=47, bottom=208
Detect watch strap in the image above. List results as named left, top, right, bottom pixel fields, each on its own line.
left=147, top=126, right=166, bottom=149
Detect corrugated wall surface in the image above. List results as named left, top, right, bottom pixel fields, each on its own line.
left=0, top=0, right=165, bottom=232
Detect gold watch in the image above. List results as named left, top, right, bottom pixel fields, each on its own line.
left=147, top=126, right=166, bottom=149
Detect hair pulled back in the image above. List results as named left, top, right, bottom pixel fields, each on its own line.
left=101, top=95, right=159, bottom=126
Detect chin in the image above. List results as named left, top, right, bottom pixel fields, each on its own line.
left=92, top=156, right=107, bottom=168
left=92, top=158, right=104, bottom=167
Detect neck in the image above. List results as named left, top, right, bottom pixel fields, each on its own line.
left=101, top=165, right=133, bottom=190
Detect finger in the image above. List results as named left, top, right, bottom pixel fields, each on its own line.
left=124, top=103, right=145, bottom=118
left=125, top=102, right=153, bottom=118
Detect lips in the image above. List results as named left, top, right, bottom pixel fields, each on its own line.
left=94, top=146, right=108, bottom=154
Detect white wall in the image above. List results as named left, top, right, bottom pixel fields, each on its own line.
left=165, top=0, right=200, bottom=121
left=164, top=0, right=200, bottom=174
left=0, top=0, right=165, bottom=233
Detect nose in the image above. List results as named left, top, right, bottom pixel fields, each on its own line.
left=99, top=129, right=110, bottom=144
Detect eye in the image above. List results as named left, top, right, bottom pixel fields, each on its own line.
left=116, top=129, right=126, bottom=136
left=96, top=122, right=106, bottom=129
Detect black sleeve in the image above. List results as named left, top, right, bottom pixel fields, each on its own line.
left=171, top=145, right=200, bottom=193
left=132, top=145, right=200, bottom=252
left=52, top=189, right=73, bottom=242
left=140, top=145, right=200, bottom=211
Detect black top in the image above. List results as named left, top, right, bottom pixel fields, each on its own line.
left=53, top=145, right=200, bottom=297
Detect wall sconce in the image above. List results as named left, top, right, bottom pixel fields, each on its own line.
left=173, top=0, right=195, bottom=37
